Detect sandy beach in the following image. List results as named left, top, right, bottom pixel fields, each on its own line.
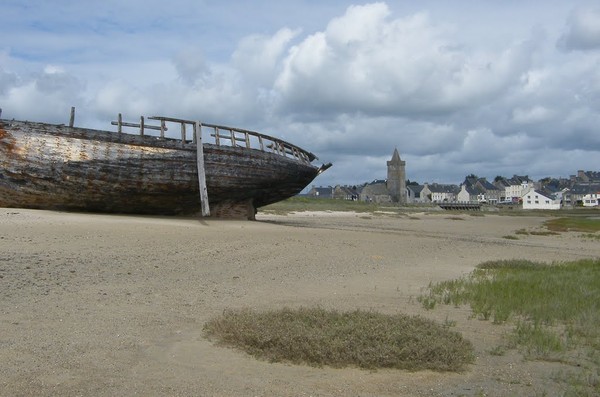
left=1, top=208, right=599, bottom=396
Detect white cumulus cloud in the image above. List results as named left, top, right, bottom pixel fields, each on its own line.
left=273, top=3, right=533, bottom=119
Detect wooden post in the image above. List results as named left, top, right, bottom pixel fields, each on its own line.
left=195, top=121, right=210, bottom=217
left=140, top=116, right=145, bottom=136
left=69, top=107, right=75, bottom=127
left=117, top=113, right=122, bottom=134
left=160, top=120, right=166, bottom=139
left=180, top=122, right=186, bottom=146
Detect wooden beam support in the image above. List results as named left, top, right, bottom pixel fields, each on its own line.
left=111, top=120, right=164, bottom=131
left=148, top=115, right=196, bottom=124
left=214, top=126, right=220, bottom=146
left=69, top=107, right=75, bottom=127
left=195, top=121, right=210, bottom=217
left=180, top=122, right=186, bottom=147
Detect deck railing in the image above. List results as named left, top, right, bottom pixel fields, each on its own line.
left=111, top=114, right=316, bottom=164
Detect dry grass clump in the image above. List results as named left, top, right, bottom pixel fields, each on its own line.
left=582, top=233, right=600, bottom=240
left=203, top=307, right=474, bottom=371
left=513, top=229, right=558, bottom=236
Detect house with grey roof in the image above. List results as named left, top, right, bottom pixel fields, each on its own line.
left=360, top=180, right=392, bottom=203
left=522, top=187, right=561, bottom=210
left=333, top=185, right=360, bottom=201
left=459, top=177, right=502, bottom=203
left=493, top=178, right=511, bottom=200
left=407, top=184, right=425, bottom=203
left=421, top=183, right=460, bottom=203
left=477, top=179, right=502, bottom=203
left=566, top=183, right=600, bottom=206
left=457, top=184, right=481, bottom=203
left=498, top=175, right=534, bottom=201
left=307, top=186, right=334, bottom=199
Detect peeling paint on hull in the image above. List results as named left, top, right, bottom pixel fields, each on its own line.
left=0, top=120, right=322, bottom=219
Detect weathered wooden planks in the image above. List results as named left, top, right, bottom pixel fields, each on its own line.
left=0, top=119, right=324, bottom=219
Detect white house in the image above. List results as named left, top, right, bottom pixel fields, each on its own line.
left=582, top=193, right=599, bottom=207
left=522, top=188, right=561, bottom=210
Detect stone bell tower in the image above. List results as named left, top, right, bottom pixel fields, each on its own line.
left=387, top=148, right=406, bottom=204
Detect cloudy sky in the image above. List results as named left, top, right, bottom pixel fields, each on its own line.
left=1, top=1, right=599, bottom=187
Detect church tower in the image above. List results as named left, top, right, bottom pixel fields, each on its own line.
left=387, top=148, right=407, bottom=204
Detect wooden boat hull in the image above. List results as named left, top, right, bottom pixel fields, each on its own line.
left=0, top=119, right=324, bottom=219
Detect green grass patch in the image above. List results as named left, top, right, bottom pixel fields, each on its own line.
left=509, top=321, right=566, bottom=358
left=419, top=258, right=600, bottom=394
left=544, top=217, right=600, bottom=233
left=419, top=258, right=600, bottom=354
left=203, top=307, right=474, bottom=371
left=421, top=259, right=600, bottom=325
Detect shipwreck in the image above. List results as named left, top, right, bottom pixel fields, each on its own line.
left=0, top=110, right=331, bottom=219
